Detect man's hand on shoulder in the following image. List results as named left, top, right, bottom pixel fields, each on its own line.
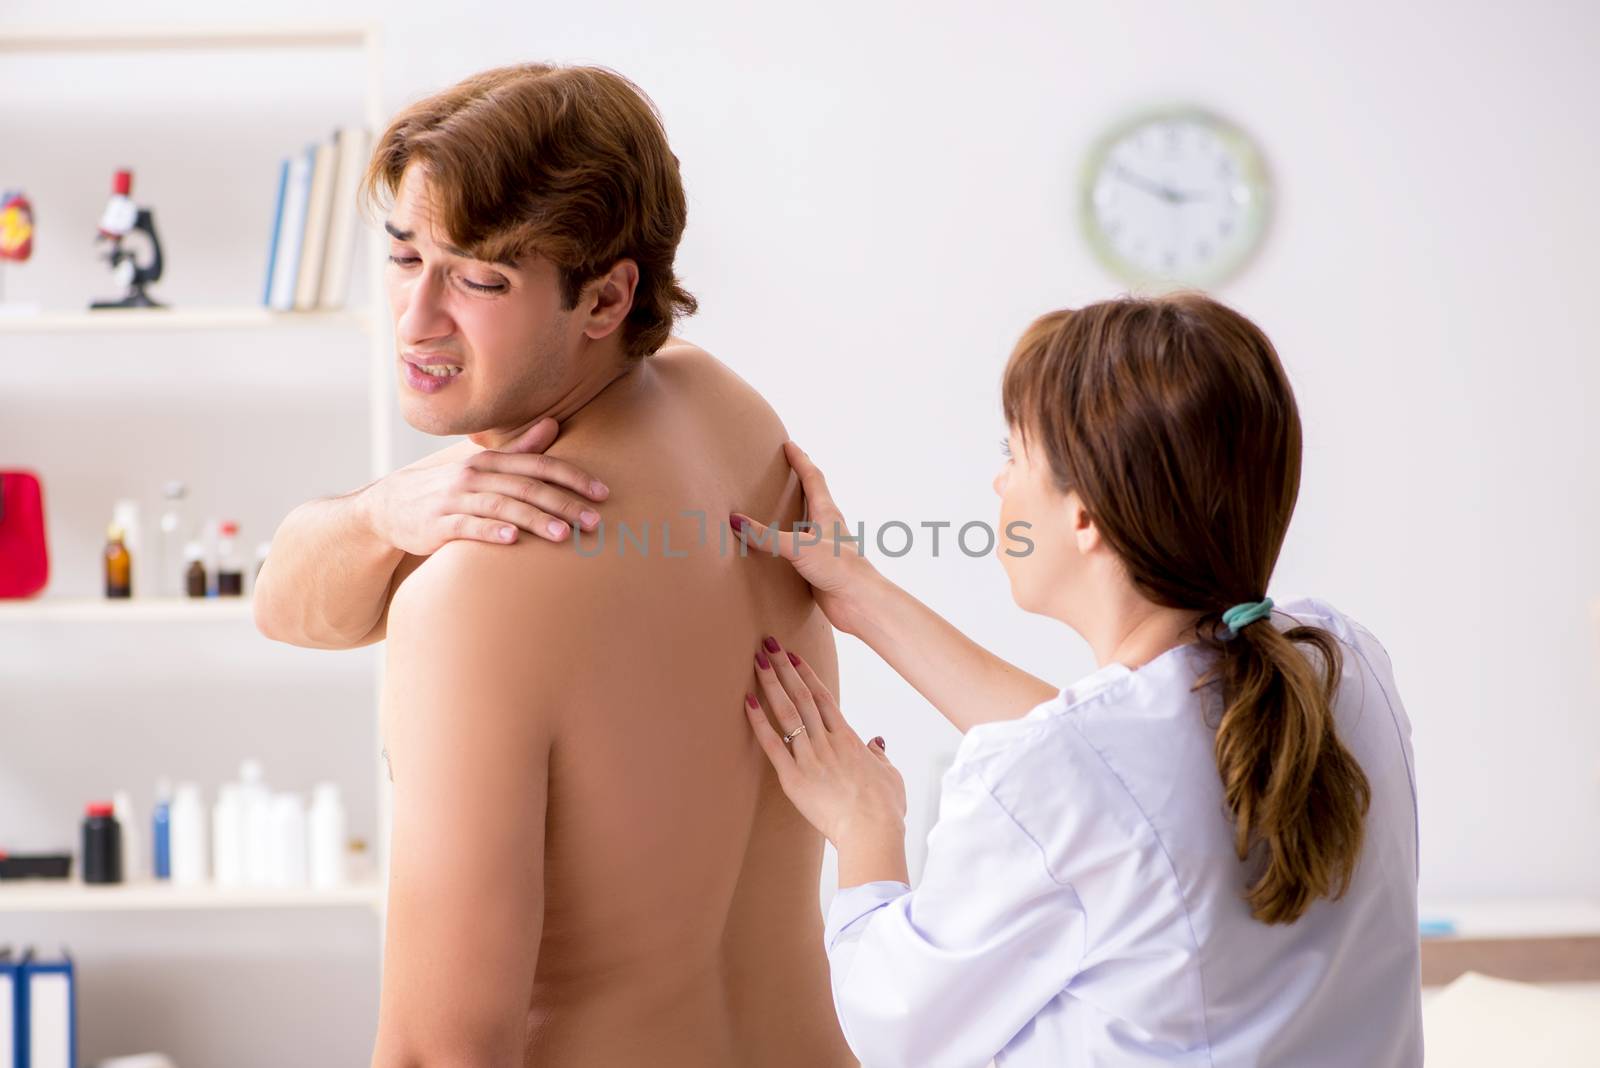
left=372, top=418, right=610, bottom=556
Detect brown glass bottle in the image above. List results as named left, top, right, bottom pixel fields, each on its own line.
left=183, top=542, right=207, bottom=598
left=105, top=523, right=132, bottom=598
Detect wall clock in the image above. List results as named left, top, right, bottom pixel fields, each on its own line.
left=1081, top=108, right=1270, bottom=289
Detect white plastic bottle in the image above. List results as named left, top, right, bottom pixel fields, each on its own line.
left=211, top=784, right=244, bottom=888
left=269, top=793, right=308, bottom=888
left=157, top=481, right=189, bottom=598
left=238, top=759, right=271, bottom=886
left=169, top=782, right=208, bottom=886
left=308, top=783, right=346, bottom=890
left=112, top=789, right=142, bottom=882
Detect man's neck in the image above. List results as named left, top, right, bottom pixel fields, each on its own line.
left=468, top=343, right=637, bottom=452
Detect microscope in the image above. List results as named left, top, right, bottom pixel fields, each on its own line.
left=91, top=168, right=166, bottom=309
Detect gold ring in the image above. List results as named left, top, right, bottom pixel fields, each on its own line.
left=782, top=724, right=808, bottom=744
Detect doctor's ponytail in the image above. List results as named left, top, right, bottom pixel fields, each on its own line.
left=1001, top=294, right=1372, bottom=926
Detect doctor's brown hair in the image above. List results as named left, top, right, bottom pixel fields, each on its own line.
left=1001, top=294, right=1371, bottom=926
left=361, top=63, right=698, bottom=359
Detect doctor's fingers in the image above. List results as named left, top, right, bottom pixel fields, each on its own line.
left=743, top=693, right=801, bottom=786
left=753, top=645, right=827, bottom=761
left=758, top=637, right=831, bottom=748
left=778, top=649, right=853, bottom=738
left=728, top=512, right=809, bottom=562
left=782, top=441, right=847, bottom=526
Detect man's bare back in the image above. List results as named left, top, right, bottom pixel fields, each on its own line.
left=380, top=341, right=855, bottom=1066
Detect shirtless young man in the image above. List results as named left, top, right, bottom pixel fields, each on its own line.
left=253, top=65, right=859, bottom=1066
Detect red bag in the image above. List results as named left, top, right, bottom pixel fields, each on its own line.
left=0, top=470, right=49, bottom=598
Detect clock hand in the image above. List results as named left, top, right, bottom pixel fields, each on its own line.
left=1110, top=163, right=1212, bottom=204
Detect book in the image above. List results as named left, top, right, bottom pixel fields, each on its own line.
left=318, top=125, right=371, bottom=310
left=22, top=953, right=73, bottom=1068
left=267, top=146, right=315, bottom=311
left=260, top=159, right=288, bottom=307
left=293, top=138, right=338, bottom=310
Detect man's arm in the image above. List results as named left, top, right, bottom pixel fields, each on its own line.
left=255, top=421, right=611, bottom=650
left=253, top=440, right=477, bottom=650
left=370, top=538, right=564, bottom=1066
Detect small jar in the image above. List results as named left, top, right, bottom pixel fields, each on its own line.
left=183, top=540, right=207, bottom=598
left=104, top=523, right=132, bottom=599
left=82, top=801, right=123, bottom=884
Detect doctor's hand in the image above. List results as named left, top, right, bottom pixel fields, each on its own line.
left=366, top=417, right=608, bottom=554
left=744, top=635, right=907, bottom=859
left=730, top=441, right=883, bottom=637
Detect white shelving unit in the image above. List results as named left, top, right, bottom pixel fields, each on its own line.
left=0, top=307, right=374, bottom=333
left=1, top=24, right=396, bottom=926
left=0, top=597, right=256, bottom=622
left=0, top=881, right=384, bottom=914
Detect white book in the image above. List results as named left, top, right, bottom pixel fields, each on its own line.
left=293, top=138, right=338, bottom=310
left=27, top=968, right=72, bottom=1068
left=267, top=145, right=315, bottom=311
left=318, top=125, right=371, bottom=310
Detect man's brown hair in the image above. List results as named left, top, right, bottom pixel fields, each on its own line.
left=362, top=63, right=698, bottom=358
left=1002, top=294, right=1371, bottom=926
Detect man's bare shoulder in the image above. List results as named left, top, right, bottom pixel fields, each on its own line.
left=397, top=535, right=603, bottom=612
left=384, top=537, right=623, bottom=721
left=651, top=337, right=790, bottom=435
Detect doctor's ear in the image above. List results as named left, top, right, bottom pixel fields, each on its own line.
left=580, top=258, right=639, bottom=342
left=1066, top=492, right=1102, bottom=555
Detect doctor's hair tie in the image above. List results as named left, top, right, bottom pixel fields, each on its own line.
left=1220, top=598, right=1274, bottom=640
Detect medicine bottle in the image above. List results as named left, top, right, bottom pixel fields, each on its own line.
left=217, top=520, right=244, bottom=596
left=183, top=541, right=207, bottom=598
left=82, top=801, right=123, bottom=884
left=105, top=523, right=132, bottom=598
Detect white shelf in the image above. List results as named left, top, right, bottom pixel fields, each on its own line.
left=0, top=597, right=254, bottom=622
left=0, top=307, right=373, bottom=334
left=1419, top=898, right=1600, bottom=940
left=0, top=23, right=375, bottom=53
left=0, top=880, right=383, bottom=913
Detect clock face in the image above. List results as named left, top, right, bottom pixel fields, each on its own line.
left=1081, top=109, right=1270, bottom=289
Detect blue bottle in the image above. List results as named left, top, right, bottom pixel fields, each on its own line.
left=152, top=778, right=172, bottom=880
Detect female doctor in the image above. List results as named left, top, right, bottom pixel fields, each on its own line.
left=731, top=294, right=1423, bottom=1067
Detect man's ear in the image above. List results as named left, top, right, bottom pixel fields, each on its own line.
left=581, top=258, right=639, bottom=342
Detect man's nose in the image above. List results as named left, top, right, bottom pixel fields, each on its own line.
left=395, top=269, right=453, bottom=345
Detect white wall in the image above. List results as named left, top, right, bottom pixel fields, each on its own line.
left=5, top=0, right=1597, bottom=1063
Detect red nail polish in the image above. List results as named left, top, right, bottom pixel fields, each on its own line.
left=871, top=736, right=886, bottom=751
left=763, top=636, right=780, bottom=653
left=787, top=652, right=800, bottom=666
left=755, top=651, right=770, bottom=670
left=729, top=513, right=745, bottom=532
left=746, top=694, right=759, bottom=709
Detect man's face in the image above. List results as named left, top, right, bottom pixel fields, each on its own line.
left=384, top=163, right=581, bottom=437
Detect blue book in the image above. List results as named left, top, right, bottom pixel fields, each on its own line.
left=262, top=157, right=289, bottom=307
left=267, top=146, right=317, bottom=311
left=17, top=950, right=75, bottom=1068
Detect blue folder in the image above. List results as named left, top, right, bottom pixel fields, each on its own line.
left=12, top=949, right=75, bottom=1068
left=1, top=947, right=19, bottom=1068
